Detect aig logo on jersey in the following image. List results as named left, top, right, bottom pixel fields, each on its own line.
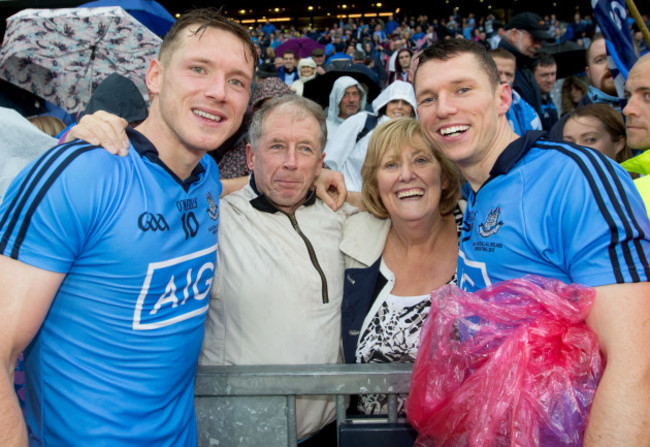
left=132, top=244, right=217, bottom=330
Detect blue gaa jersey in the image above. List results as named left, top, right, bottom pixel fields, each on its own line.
left=458, top=131, right=650, bottom=292
left=0, top=128, right=221, bottom=446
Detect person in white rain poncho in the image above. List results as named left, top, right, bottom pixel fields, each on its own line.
left=325, top=75, right=368, bottom=138
left=325, top=80, right=416, bottom=191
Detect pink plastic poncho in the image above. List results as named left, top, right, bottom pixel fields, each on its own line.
left=406, top=275, right=602, bottom=447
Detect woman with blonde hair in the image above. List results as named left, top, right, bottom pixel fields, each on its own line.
left=340, top=117, right=463, bottom=415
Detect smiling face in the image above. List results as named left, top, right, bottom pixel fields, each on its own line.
left=300, top=65, right=315, bottom=77
left=415, top=52, right=511, bottom=173
left=563, top=115, right=624, bottom=159
left=283, top=52, right=296, bottom=70
left=385, top=99, right=414, bottom=118
left=376, top=137, right=444, bottom=224
left=147, top=26, right=253, bottom=160
left=247, top=105, right=325, bottom=215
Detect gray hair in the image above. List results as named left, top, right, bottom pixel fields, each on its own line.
left=248, top=96, right=328, bottom=152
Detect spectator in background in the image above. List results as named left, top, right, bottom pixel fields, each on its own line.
left=325, top=80, right=416, bottom=191
left=350, top=50, right=379, bottom=84
left=498, top=12, right=554, bottom=122
left=262, top=18, right=276, bottom=36
left=581, top=33, right=621, bottom=110
left=290, top=57, right=318, bottom=96
left=532, top=52, right=559, bottom=130
left=489, top=48, right=542, bottom=136
left=278, top=50, right=299, bottom=86
left=389, top=48, right=413, bottom=84
left=561, top=75, right=589, bottom=115
left=325, top=76, right=367, bottom=137
left=562, top=103, right=633, bottom=163
left=311, top=48, right=327, bottom=75
left=385, top=14, right=398, bottom=36
left=622, top=53, right=650, bottom=211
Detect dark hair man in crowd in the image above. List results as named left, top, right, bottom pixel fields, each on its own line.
left=582, top=33, right=621, bottom=110
left=278, top=49, right=299, bottom=86
left=414, top=38, right=650, bottom=445
left=532, top=52, right=559, bottom=130
left=0, top=9, right=257, bottom=446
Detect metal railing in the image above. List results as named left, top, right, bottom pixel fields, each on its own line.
left=194, top=363, right=414, bottom=447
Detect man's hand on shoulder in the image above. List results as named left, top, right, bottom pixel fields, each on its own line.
left=66, top=111, right=129, bottom=156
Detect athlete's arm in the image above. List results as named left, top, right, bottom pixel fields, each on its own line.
left=0, top=256, right=64, bottom=447
left=71, top=112, right=349, bottom=210
left=65, top=111, right=129, bottom=156
left=584, top=282, right=650, bottom=446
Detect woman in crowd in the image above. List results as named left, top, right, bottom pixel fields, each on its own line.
left=560, top=75, right=589, bottom=116
left=388, top=48, right=413, bottom=84
left=339, top=117, right=463, bottom=415
left=290, top=57, right=318, bottom=96
left=324, top=80, right=416, bottom=191
left=562, top=103, right=633, bottom=164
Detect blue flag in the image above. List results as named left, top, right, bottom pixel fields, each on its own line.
left=592, top=0, right=638, bottom=96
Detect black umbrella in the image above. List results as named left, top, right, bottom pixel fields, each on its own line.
left=540, top=41, right=587, bottom=79
left=0, top=79, right=47, bottom=117
left=303, top=70, right=382, bottom=110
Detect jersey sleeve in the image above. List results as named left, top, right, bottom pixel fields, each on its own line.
left=0, top=143, right=133, bottom=273
left=537, top=145, right=650, bottom=286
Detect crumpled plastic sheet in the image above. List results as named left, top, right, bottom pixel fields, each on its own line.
left=406, top=275, right=603, bottom=447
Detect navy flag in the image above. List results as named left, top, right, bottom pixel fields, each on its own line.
left=592, top=0, right=638, bottom=96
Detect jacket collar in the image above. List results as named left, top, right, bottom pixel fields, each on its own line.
left=248, top=173, right=317, bottom=214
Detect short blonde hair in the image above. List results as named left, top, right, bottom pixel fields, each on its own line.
left=28, top=115, right=66, bottom=137
left=361, top=117, right=460, bottom=219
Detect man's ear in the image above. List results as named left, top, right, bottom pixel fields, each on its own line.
left=246, top=143, right=255, bottom=171
left=495, top=82, right=513, bottom=116
left=146, top=59, right=163, bottom=96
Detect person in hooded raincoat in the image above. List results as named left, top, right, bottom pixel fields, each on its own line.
left=324, top=80, right=416, bottom=191
left=290, top=57, right=318, bottom=97
left=325, top=76, right=367, bottom=138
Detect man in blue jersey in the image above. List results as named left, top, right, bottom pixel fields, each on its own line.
left=414, top=39, right=650, bottom=445
left=0, top=9, right=256, bottom=446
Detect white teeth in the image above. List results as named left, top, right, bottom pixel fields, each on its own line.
left=194, top=109, right=222, bottom=122
left=440, top=125, right=469, bottom=136
left=397, top=189, right=424, bottom=199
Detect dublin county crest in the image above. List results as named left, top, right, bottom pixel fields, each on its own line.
left=206, top=192, right=219, bottom=221
left=478, top=208, right=503, bottom=237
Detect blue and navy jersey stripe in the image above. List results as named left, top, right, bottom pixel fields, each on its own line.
left=0, top=141, right=97, bottom=260
left=537, top=139, right=650, bottom=283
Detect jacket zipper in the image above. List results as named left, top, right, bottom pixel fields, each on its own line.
left=287, top=213, right=329, bottom=304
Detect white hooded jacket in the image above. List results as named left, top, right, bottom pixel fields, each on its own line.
left=324, top=81, right=416, bottom=191
left=324, top=76, right=367, bottom=138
